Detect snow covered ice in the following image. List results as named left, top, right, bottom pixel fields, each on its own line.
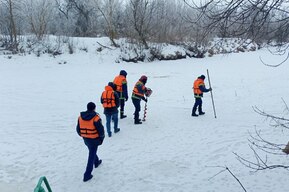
left=0, top=39, right=289, bottom=192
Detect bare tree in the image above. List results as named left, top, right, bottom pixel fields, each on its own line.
left=0, top=0, right=17, bottom=42
left=184, top=0, right=289, bottom=48
left=208, top=166, right=247, bottom=192
left=181, top=0, right=212, bottom=45
left=53, top=0, right=76, bottom=36
left=24, top=0, right=53, bottom=40
left=58, top=0, right=97, bottom=36
left=0, top=0, right=25, bottom=51
left=234, top=102, right=289, bottom=171
left=148, top=0, right=188, bottom=43
left=7, top=0, right=17, bottom=43
left=125, top=0, right=157, bottom=49
left=54, top=0, right=72, bottom=19
left=96, top=0, right=123, bottom=47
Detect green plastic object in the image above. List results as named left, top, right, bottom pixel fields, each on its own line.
left=34, top=176, right=52, bottom=192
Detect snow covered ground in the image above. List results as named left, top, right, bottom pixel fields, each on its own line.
left=0, top=39, right=289, bottom=192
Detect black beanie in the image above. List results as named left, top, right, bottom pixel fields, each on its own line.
left=108, top=82, right=114, bottom=87
left=199, top=75, right=205, bottom=80
left=108, top=82, right=116, bottom=90
left=139, top=75, right=147, bottom=83
left=87, top=102, right=96, bottom=111
left=120, top=70, right=127, bottom=77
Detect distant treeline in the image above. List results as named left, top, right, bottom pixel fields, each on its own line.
left=1, top=0, right=288, bottom=51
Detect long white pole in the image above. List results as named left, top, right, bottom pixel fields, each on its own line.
left=207, top=69, right=217, bottom=118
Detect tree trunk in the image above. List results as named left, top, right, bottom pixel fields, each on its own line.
left=8, top=0, right=17, bottom=43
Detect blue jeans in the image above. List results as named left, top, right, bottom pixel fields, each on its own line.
left=83, top=138, right=101, bottom=178
left=105, top=112, right=118, bottom=134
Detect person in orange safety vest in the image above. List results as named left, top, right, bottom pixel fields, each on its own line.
left=113, top=70, right=128, bottom=119
left=101, top=82, right=120, bottom=137
left=76, top=102, right=105, bottom=182
left=192, top=75, right=212, bottom=117
left=132, top=75, right=148, bottom=124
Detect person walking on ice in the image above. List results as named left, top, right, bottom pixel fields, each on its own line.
left=113, top=70, right=128, bottom=119
left=101, top=82, right=120, bottom=137
left=192, top=75, right=212, bottom=117
left=76, top=102, right=105, bottom=182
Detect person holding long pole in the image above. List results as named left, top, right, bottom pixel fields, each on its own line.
left=192, top=75, right=212, bottom=117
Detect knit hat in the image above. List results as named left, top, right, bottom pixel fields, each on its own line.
left=120, top=70, right=127, bottom=77
left=139, top=75, right=147, bottom=84
left=199, top=75, right=205, bottom=80
left=87, top=102, right=96, bottom=111
left=108, top=82, right=116, bottom=90
left=139, top=75, right=147, bottom=81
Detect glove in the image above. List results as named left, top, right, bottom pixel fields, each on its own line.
left=209, top=88, right=212, bottom=91
left=99, top=136, right=105, bottom=145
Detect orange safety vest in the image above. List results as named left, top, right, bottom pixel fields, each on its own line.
left=113, top=75, right=127, bottom=92
left=193, top=78, right=205, bottom=95
left=132, top=81, right=146, bottom=98
left=101, top=86, right=116, bottom=108
left=79, top=115, right=100, bottom=139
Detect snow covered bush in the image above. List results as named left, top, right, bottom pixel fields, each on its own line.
left=0, top=35, right=261, bottom=61
left=119, top=41, right=187, bottom=62
left=119, top=40, right=146, bottom=63
left=184, top=44, right=206, bottom=58
left=149, top=44, right=186, bottom=61
left=202, top=38, right=258, bottom=56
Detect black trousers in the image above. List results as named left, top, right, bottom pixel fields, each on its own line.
left=116, top=91, right=126, bottom=115
left=192, top=97, right=203, bottom=114
left=83, top=138, right=101, bottom=178
left=132, top=98, right=141, bottom=120
left=120, top=98, right=125, bottom=114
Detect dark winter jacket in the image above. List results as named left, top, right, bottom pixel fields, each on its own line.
left=199, top=85, right=210, bottom=93
left=119, top=70, right=128, bottom=100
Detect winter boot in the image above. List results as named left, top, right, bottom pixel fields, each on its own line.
left=94, top=159, right=102, bottom=168
left=134, top=112, right=142, bottom=124
left=120, top=114, right=127, bottom=119
left=191, top=107, right=198, bottom=116
left=198, top=105, right=205, bottom=115
left=83, top=174, right=93, bottom=182
left=134, top=119, right=142, bottom=124
left=114, top=128, right=120, bottom=133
